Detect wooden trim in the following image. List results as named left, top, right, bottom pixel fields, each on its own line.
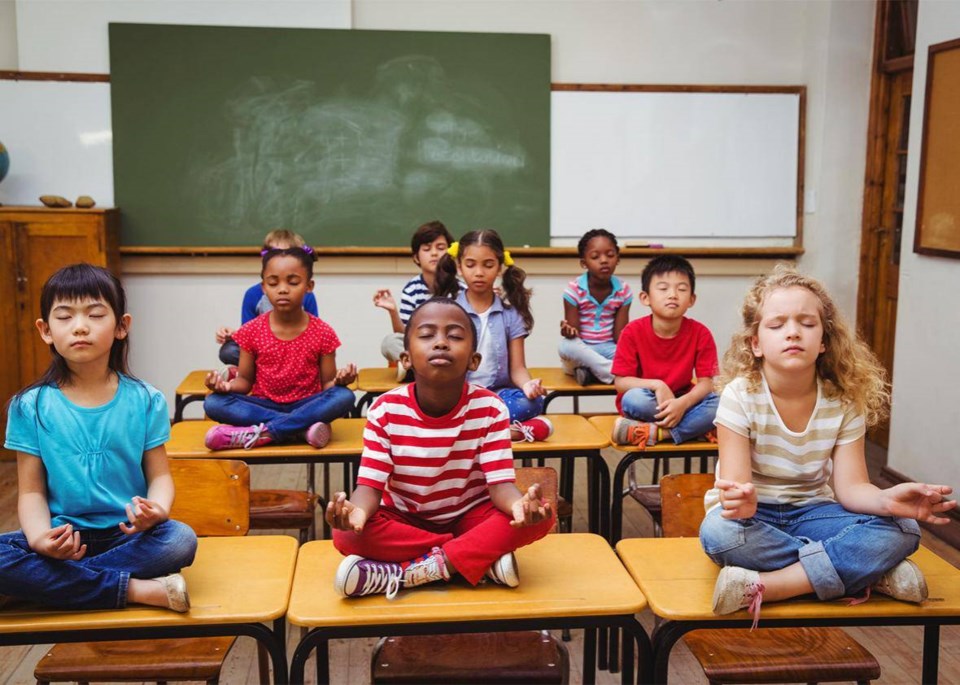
left=119, top=245, right=804, bottom=259
left=551, top=83, right=805, bottom=95
left=0, top=70, right=110, bottom=83
left=878, top=466, right=960, bottom=550
left=881, top=54, right=915, bottom=73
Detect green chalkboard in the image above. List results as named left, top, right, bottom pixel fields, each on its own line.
left=109, top=23, right=551, bottom=247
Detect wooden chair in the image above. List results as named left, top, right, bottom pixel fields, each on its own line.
left=249, top=485, right=318, bottom=545
left=370, top=467, right=570, bottom=684
left=659, top=473, right=881, bottom=685
left=34, top=459, right=270, bottom=685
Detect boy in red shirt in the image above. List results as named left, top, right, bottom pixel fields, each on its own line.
left=610, top=255, right=719, bottom=447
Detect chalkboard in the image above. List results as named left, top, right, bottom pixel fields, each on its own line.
left=551, top=87, right=803, bottom=245
left=109, top=24, right=551, bottom=247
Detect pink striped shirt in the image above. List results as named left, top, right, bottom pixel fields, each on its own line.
left=563, top=273, right=633, bottom=344
left=356, top=383, right=516, bottom=523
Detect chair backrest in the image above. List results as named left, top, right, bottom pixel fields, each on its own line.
left=515, top=466, right=559, bottom=534
left=168, top=459, right=250, bottom=536
left=659, top=473, right=715, bottom=538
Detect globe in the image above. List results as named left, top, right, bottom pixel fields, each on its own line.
left=0, top=141, right=8, bottom=184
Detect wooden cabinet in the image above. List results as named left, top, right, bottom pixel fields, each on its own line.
left=0, top=207, right=120, bottom=459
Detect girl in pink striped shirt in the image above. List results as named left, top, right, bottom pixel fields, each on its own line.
left=326, top=298, right=554, bottom=599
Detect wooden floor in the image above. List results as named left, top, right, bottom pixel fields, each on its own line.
left=0, top=445, right=958, bottom=684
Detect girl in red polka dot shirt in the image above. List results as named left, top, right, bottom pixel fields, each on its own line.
left=202, top=247, right=357, bottom=450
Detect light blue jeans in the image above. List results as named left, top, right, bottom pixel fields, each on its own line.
left=620, top=388, right=718, bottom=444
left=699, top=502, right=921, bottom=599
left=0, top=520, right=198, bottom=610
left=203, top=385, right=356, bottom=441
left=558, top=338, right=617, bottom=384
left=495, top=387, right=545, bottom=423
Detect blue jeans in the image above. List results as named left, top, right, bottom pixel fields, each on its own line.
left=495, top=387, right=545, bottom=423
left=699, top=502, right=921, bottom=599
left=620, top=388, right=718, bottom=443
left=218, top=339, right=240, bottom=366
left=558, top=338, right=617, bottom=384
left=0, top=520, right=197, bottom=610
left=203, top=385, right=356, bottom=441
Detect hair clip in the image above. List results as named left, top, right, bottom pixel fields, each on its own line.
left=301, top=245, right=314, bottom=255
left=503, top=250, right=515, bottom=267
left=447, top=241, right=460, bottom=259
left=260, top=248, right=271, bottom=256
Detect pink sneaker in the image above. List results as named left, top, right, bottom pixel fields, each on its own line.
left=204, top=423, right=272, bottom=451
left=305, top=421, right=331, bottom=448
left=511, top=417, right=553, bottom=442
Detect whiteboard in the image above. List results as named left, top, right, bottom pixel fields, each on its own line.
left=550, top=89, right=801, bottom=242
left=0, top=80, right=114, bottom=207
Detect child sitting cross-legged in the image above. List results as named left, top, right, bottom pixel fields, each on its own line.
left=326, top=297, right=555, bottom=599
left=611, top=255, right=719, bottom=448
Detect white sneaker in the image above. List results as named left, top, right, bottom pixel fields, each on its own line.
left=712, top=566, right=764, bottom=627
left=484, top=552, right=520, bottom=588
left=874, top=559, right=928, bottom=603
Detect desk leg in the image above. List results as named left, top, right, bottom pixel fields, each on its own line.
left=620, top=616, right=653, bottom=685
left=290, top=628, right=330, bottom=684
left=583, top=627, right=597, bottom=685
left=922, top=623, right=941, bottom=684
left=650, top=619, right=693, bottom=684
left=174, top=394, right=185, bottom=423
left=611, top=453, right=641, bottom=544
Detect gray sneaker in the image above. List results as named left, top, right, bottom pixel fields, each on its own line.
left=574, top=367, right=596, bottom=386
left=712, top=566, right=764, bottom=626
left=484, top=551, right=520, bottom=588
left=874, top=559, right=928, bottom=603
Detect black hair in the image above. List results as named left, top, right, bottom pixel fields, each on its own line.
left=261, top=246, right=316, bottom=279
left=403, top=297, right=478, bottom=352
left=434, top=229, right=534, bottom=330
left=577, top=228, right=620, bottom=258
left=10, top=264, right=133, bottom=413
left=641, top=255, right=696, bottom=294
left=411, top=220, right=455, bottom=255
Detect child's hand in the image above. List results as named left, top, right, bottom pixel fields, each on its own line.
left=119, top=496, right=169, bottom=534
left=522, top=378, right=546, bottom=399
left=32, top=524, right=87, bottom=560
left=326, top=492, right=367, bottom=533
left=335, top=363, right=358, bottom=386
left=373, top=289, right=397, bottom=311
left=654, top=397, right=688, bottom=428
left=560, top=320, right=579, bottom=339
left=653, top=381, right=676, bottom=408
left=510, top=483, right=553, bottom=528
left=882, top=483, right=957, bottom=524
left=215, top=326, right=234, bottom=344
left=716, top=479, right=757, bottom=520
left=204, top=370, right=233, bottom=393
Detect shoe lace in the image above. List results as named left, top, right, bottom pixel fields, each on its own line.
left=403, top=547, right=449, bottom=588
left=234, top=423, right=267, bottom=450
left=512, top=420, right=535, bottom=442
left=746, top=582, right=765, bottom=630
left=847, top=586, right=872, bottom=606
left=360, top=562, right=403, bottom=600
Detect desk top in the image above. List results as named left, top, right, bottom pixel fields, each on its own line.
left=356, top=367, right=408, bottom=393
left=288, top=533, right=645, bottom=627
left=176, top=370, right=213, bottom=397
left=513, top=414, right=609, bottom=453
left=0, top=536, right=297, bottom=634
left=529, top=367, right=615, bottom=392
left=589, top=415, right=718, bottom=454
left=617, top=537, right=960, bottom=621
left=167, top=419, right=366, bottom=458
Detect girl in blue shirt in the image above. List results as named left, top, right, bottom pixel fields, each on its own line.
left=435, top=230, right=552, bottom=442
left=1, top=264, right=197, bottom=612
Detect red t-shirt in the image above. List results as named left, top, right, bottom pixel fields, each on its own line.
left=231, top=313, right=341, bottom=404
left=610, top=315, right=718, bottom=413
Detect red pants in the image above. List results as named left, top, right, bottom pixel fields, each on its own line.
left=332, top=500, right=554, bottom=585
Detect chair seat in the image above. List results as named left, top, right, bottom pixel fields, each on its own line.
left=371, top=631, right=568, bottom=684
left=34, top=637, right=236, bottom=682
left=683, top=627, right=881, bottom=684
left=249, top=489, right=317, bottom=527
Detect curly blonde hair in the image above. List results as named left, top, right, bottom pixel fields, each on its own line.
left=719, top=264, right=890, bottom=427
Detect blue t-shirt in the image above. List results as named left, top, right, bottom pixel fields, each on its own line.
left=4, top=375, right=171, bottom=530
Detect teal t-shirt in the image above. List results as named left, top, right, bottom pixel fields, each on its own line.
left=4, top=375, right=170, bottom=529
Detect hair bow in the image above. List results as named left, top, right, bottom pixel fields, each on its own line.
left=503, top=250, right=515, bottom=267
left=447, top=241, right=460, bottom=259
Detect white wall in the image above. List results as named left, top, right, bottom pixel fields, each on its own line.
left=887, top=1, right=960, bottom=488
left=5, top=0, right=877, bottom=421
left=0, top=0, right=16, bottom=68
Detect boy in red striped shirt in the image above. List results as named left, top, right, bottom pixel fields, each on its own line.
left=326, top=298, right=555, bottom=599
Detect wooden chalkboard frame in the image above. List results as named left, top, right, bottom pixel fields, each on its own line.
left=914, top=37, right=960, bottom=259
left=551, top=83, right=806, bottom=248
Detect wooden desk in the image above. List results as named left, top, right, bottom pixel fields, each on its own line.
left=173, top=370, right=213, bottom=422
left=0, top=536, right=297, bottom=684
left=589, top=415, right=718, bottom=542
left=353, top=367, right=407, bottom=416
left=288, top=534, right=651, bottom=684
left=530, top=367, right=616, bottom=413
left=617, top=537, right=960, bottom=684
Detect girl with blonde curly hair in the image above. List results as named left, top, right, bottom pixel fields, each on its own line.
left=701, top=264, right=955, bottom=623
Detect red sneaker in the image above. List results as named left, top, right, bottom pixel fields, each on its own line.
left=511, top=417, right=553, bottom=442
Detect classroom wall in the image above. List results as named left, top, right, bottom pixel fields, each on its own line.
left=3, top=0, right=877, bottom=424
left=887, top=1, right=960, bottom=489
left=0, top=1, right=17, bottom=68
